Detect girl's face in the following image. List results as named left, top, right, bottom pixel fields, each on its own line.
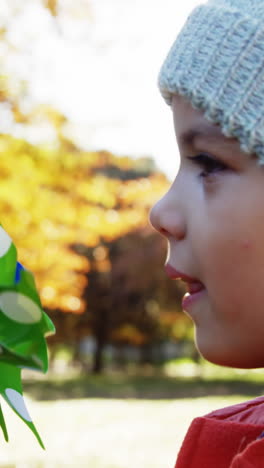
left=150, top=94, right=264, bottom=368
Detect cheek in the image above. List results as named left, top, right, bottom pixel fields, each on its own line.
left=240, top=239, right=253, bottom=250
left=204, top=237, right=257, bottom=298
left=209, top=237, right=264, bottom=310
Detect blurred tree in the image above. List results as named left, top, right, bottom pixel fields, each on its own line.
left=0, top=134, right=192, bottom=373
left=0, top=1, right=193, bottom=373
left=75, top=226, right=189, bottom=373
left=44, top=0, right=58, bottom=16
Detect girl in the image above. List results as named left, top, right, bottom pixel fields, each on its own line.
left=150, top=0, right=264, bottom=466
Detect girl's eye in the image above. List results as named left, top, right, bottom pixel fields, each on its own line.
left=187, top=153, right=228, bottom=178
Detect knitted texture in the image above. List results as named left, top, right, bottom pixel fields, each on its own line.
left=158, top=0, right=264, bottom=163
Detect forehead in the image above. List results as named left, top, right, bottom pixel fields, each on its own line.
left=171, top=94, right=243, bottom=155
left=172, top=94, right=224, bottom=142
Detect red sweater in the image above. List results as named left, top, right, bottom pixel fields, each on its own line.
left=175, top=396, right=264, bottom=467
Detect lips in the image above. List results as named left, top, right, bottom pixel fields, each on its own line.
left=165, top=263, right=206, bottom=312
left=164, top=263, right=201, bottom=285
left=165, top=263, right=206, bottom=313
left=186, top=282, right=205, bottom=294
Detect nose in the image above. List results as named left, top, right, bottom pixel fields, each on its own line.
left=149, top=187, right=186, bottom=240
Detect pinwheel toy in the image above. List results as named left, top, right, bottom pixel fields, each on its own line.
left=0, top=225, right=55, bottom=448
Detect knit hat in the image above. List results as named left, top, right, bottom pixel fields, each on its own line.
left=158, top=0, right=264, bottom=163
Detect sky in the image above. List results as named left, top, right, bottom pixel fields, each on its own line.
left=3, top=0, right=203, bottom=179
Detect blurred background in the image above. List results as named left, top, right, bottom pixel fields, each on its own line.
left=1, top=1, right=264, bottom=467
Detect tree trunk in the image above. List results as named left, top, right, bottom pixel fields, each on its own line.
left=92, top=338, right=105, bottom=374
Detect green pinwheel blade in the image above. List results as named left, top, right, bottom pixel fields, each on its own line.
left=0, top=362, right=45, bottom=449
left=0, top=225, right=55, bottom=448
left=0, top=228, right=17, bottom=287
left=0, top=402, right=8, bottom=442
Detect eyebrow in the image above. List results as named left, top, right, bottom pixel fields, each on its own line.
left=179, top=125, right=224, bottom=146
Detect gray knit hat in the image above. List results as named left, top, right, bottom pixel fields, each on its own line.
left=158, top=0, right=264, bottom=163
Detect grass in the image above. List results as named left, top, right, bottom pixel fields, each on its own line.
left=0, top=395, right=252, bottom=468
left=21, top=358, right=264, bottom=401
left=0, top=360, right=263, bottom=468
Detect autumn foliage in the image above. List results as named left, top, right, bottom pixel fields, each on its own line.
left=0, top=135, right=192, bottom=371
left=0, top=0, right=193, bottom=371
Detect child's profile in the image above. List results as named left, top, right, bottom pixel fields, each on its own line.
left=150, top=0, right=264, bottom=465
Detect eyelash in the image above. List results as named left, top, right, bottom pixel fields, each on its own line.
left=187, top=153, right=228, bottom=178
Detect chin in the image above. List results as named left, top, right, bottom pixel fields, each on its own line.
left=195, top=336, right=264, bottom=369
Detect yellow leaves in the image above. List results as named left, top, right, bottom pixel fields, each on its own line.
left=93, top=246, right=108, bottom=262
left=119, top=176, right=170, bottom=207
left=158, top=310, right=192, bottom=341
left=60, top=295, right=83, bottom=314
left=43, top=0, right=57, bottom=16
left=145, top=299, right=160, bottom=318
left=85, top=206, right=143, bottom=241
left=76, top=175, right=118, bottom=208
left=105, top=209, right=119, bottom=224
left=41, top=286, right=56, bottom=301
left=0, top=75, right=9, bottom=101
left=111, top=324, right=147, bottom=346
left=0, top=134, right=169, bottom=315
left=95, top=259, right=111, bottom=273
left=41, top=219, right=62, bottom=240
left=171, top=315, right=193, bottom=340
left=56, top=0, right=92, bottom=21
left=92, top=246, right=111, bottom=273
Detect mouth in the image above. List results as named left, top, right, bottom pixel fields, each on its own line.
left=164, top=263, right=206, bottom=311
